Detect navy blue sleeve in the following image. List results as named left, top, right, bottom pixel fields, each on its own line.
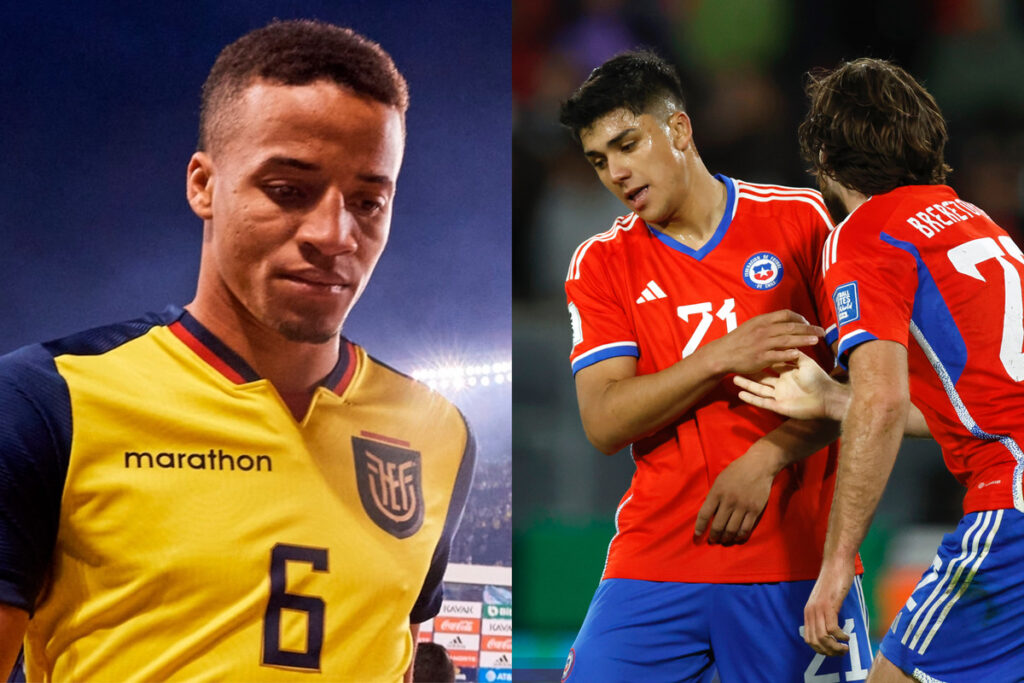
left=0, top=345, right=72, bottom=614
left=409, top=419, right=477, bottom=623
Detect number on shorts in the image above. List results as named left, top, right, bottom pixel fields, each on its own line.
left=905, top=555, right=943, bottom=611
left=800, top=619, right=869, bottom=682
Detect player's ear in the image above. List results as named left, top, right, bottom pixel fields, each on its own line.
left=669, top=111, right=693, bottom=151
left=186, top=152, right=215, bottom=220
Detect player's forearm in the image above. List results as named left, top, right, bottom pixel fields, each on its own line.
left=822, top=389, right=907, bottom=566
left=580, top=350, right=722, bottom=454
left=753, top=418, right=840, bottom=474
left=904, top=403, right=931, bottom=438
left=817, top=376, right=929, bottom=437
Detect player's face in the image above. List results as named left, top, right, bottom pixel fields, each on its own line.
left=190, top=80, right=404, bottom=343
left=579, top=107, right=690, bottom=226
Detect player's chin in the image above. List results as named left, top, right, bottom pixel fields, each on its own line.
left=636, top=204, right=670, bottom=226
left=269, top=305, right=347, bottom=344
left=276, top=317, right=343, bottom=344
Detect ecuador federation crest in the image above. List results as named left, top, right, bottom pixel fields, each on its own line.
left=352, top=435, right=424, bottom=538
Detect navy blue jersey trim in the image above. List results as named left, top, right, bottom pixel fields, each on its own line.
left=178, top=313, right=350, bottom=389
left=41, top=305, right=182, bottom=358
left=410, top=414, right=477, bottom=623
left=0, top=345, right=74, bottom=614
left=321, top=337, right=353, bottom=390
left=1, top=307, right=182, bottom=614
left=178, top=311, right=261, bottom=383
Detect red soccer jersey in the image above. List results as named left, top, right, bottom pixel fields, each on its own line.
left=823, top=184, right=1024, bottom=514
left=566, top=175, right=852, bottom=583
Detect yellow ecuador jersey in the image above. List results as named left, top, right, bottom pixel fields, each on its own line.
left=0, top=307, right=475, bottom=682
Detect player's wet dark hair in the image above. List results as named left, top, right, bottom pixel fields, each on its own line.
left=798, top=57, right=951, bottom=195
left=559, top=50, right=686, bottom=141
left=198, top=19, right=409, bottom=151
left=413, top=642, right=455, bottom=683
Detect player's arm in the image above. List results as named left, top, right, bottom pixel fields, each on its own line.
left=733, top=350, right=930, bottom=437
left=0, top=604, right=27, bottom=681
left=694, top=416, right=839, bottom=544
left=0, top=351, right=74, bottom=681
left=804, top=339, right=909, bottom=656
left=575, top=310, right=824, bottom=454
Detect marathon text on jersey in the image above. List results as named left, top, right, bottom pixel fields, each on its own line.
left=124, top=449, right=273, bottom=471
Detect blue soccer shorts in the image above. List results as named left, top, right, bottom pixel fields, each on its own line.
left=561, top=576, right=871, bottom=683
left=880, top=508, right=1024, bottom=681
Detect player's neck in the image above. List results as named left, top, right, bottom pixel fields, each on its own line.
left=655, top=169, right=726, bottom=249
left=836, top=182, right=870, bottom=215
left=184, top=299, right=340, bottom=397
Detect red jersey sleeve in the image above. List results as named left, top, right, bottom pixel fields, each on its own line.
left=565, top=238, right=638, bottom=375
left=802, top=198, right=840, bottom=347
left=823, top=217, right=919, bottom=369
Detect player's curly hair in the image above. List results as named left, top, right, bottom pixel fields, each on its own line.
left=198, top=19, right=409, bottom=151
left=798, top=57, right=951, bottom=196
left=559, top=50, right=687, bottom=142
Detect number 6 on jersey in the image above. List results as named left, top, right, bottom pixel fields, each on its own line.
left=262, top=543, right=329, bottom=671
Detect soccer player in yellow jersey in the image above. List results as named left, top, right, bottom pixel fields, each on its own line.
left=0, top=20, right=474, bottom=683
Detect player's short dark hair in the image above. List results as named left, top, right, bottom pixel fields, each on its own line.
left=198, top=19, right=409, bottom=151
left=559, top=50, right=687, bottom=142
left=413, top=642, right=455, bottom=683
left=798, top=57, right=951, bottom=196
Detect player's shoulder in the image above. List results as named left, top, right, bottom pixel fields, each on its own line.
left=40, top=306, right=181, bottom=361
left=566, top=212, right=644, bottom=283
left=0, top=342, right=63, bottom=405
left=733, top=179, right=833, bottom=227
left=353, top=345, right=469, bottom=429
left=0, top=307, right=180, bottom=390
left=822, top=190, right=919, bottom=271
left=832, top=185, right=961, bottom=248
left=352, top=346, right=475, bottom=463
left=870, top=184, right=984, bottom=229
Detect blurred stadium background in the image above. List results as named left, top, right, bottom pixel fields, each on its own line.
left=2, top=3, right=510, bottom=682
left=513, top=0, right=1024, bottom=675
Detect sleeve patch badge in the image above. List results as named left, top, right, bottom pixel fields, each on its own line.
left=833, top=281, right=860, bottom=326
left=568, top=302, right=583, bottom=347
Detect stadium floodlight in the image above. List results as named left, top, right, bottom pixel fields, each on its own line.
left=411, top=357, right=512, bottom=392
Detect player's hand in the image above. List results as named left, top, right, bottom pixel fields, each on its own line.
left=694, top=444, right=777, bottom=545
left=733, top=350, right=848, bottom=421
left=803, top=560, right=855, bottom=656
left=703, top=310, right=824, bottom=377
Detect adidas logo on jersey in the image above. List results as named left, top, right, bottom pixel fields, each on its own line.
left=636, top=280, right=667, bottom=304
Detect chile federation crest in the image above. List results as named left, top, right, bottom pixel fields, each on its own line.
left=742, top=252, right=784, bottom=290
left=352, top=436, right=424, bottom=538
